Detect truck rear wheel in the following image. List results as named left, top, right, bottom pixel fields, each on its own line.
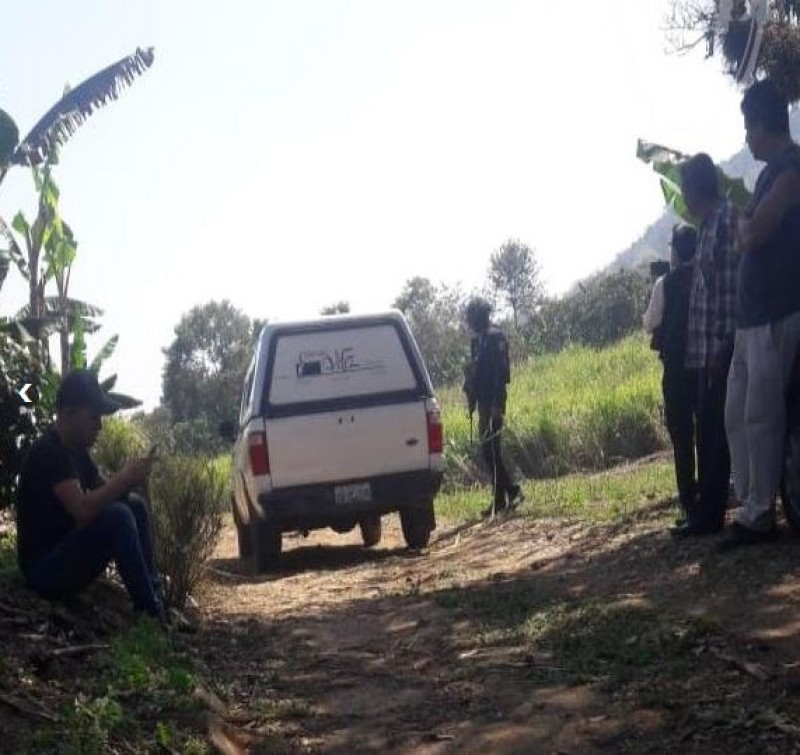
left=232, top=499, right=253, bottom=561
left=250, top=519, right=282, bottom=572
left=359, top=516, right=382, bottom=548
left=400, top=502, right=435, bottom=550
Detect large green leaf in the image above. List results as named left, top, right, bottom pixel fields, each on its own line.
left=0, top=217, right=30, bottom=279
left=90, top=334, right=119, bottom=373
left=10, top=47, right=155, bottom=166
left=0, top=316, right=59, bottom=342
left=70, top=314, right=87, bottom=369
left=107, top=391, right=142, bottom=410
left=100, top=374, right=118, bottom=392
left=637, top=139, right=754, bottom=220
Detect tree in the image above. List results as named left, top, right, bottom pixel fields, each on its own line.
left=488, top=239, right=544, bottom=330
left=162, top=300, right=256, bottom=436
left=528, top=268, right=651, bottom=350
left=393, top=277, right=467, bottom=386
left=667, top=1, right=800, bottom=101
left=0, top=48, right=155, bottom=186
left=320, top=301, right=351, bottom=315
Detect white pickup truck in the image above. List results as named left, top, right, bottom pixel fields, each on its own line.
left=225, top=311, right=444, bottom=570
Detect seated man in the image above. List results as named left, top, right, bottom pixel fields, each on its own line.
left=15, top=369, right=165, bottom=621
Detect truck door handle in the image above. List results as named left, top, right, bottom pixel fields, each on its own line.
left=406, top=438, right=419, bottom=446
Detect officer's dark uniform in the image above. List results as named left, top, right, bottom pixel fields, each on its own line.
left=464, top=324, right=520, bottom=511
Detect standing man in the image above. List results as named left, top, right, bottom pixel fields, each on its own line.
left=16, top=370, right=166, bottom=620
left=674, top=153, right=739, bottom=536
left=463, top=297, right=523, bottom=517
left=722, top=79, right=800, bottom=549
left=644, top=225, right=700, bottom=528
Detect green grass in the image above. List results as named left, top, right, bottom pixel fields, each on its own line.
left=436, top=458, right=676, bottom=523
left=439, top=334, right=667, bottom=488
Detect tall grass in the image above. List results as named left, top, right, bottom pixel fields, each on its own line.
left=439, top=334, right=667, bottom=489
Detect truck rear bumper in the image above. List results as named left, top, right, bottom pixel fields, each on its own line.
left=256, top=469, right=442, bottom=529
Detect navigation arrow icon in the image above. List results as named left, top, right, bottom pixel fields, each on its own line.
left=17, top=384, right=32, bottom=404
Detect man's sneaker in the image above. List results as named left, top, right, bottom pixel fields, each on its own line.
left=717, top=522, right=778, bottom=553
left=507, top=485, right=525, bottom=510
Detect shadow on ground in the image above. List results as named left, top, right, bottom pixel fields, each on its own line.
left=196, top=501, right=800, bottom=754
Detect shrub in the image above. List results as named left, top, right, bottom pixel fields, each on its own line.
left=148, top=456, right=228, bottom=608
left=93, top=416, right=148, bottom=476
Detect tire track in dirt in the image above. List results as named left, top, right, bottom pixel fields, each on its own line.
left=196, top=507, right=800, bottom=754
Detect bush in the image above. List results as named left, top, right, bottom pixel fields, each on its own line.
left=0, top=333, right=55, bottom=508
left=523, top=268, right=651, bottom=354
left=93, top=416, right=148, bottom=476
left=148, top=456, right=228, bottom=608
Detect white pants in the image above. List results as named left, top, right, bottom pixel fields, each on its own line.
left=725, top=311, right=800, bottom=531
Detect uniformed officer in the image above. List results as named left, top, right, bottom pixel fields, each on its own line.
left=463, top=297, right=523, bottom=516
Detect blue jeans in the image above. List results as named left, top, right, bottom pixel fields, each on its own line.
left=25, top=494, right=164, bottom=618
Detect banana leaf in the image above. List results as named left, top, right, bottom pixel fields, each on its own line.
left=0, top=216, right=30, bottom=280
left=0, top=316, right=59, bottom=342
left=11, top=47, right=155, bottom=166
left=637, top=139, right=753, bottom=218
left=107, top=391, right=142, bottom=410
left=90, top=334, right=119, bottom=372
left=0, top=109, right=19, bottom=165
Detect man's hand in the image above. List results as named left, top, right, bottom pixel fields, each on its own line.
left=120, top=457, right=155, bottom=487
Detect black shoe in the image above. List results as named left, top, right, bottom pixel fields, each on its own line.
left=717, top=522, right=778, bottom=553
left=669, top=522, right=722, bottom=539
left=507, top=485, right=525, bottom=510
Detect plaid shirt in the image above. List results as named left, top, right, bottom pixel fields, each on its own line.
left=685, top=198, right=739, bottom=369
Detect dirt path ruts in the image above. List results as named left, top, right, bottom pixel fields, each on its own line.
left=196, top=505, right=800, bottom=754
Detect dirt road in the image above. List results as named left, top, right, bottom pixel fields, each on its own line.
left=197, top=504, right=800, bottom=754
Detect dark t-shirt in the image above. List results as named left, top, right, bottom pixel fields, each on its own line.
left=737, top=144, right=800, bottom=328
left=15, top=427, right=102, bottom=572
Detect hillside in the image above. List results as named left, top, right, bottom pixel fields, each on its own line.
left=610, top=109, right=800, bottom=271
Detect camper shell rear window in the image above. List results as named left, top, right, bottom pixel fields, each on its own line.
left=262, top=318, right=427, bottom=417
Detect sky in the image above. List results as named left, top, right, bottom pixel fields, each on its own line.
left=0, top=0, right=748, bottom=409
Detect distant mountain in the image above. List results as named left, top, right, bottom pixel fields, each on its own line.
left=609, top=109, right=800, bottom=272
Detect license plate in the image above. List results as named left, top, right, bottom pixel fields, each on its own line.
left=334, top=482, right=372, bottom=505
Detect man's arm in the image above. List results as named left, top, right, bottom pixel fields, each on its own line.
left=739, top=169, right=800, bottom=252
left=53, top=458, right=153, bottom=526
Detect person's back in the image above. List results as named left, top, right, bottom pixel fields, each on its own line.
left=463, top=298, right=521, bottom=515
left=17, top=427, right=99, bottom=575
left=470, top=324, right=511, bottom=411
left=659, top=265, right=694, bottom=368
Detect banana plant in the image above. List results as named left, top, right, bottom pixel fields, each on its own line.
left=636, top=139, right=753, bottom=222
left=0, top=47, right=154, bottom=186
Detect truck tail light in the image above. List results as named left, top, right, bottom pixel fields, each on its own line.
left=426, top=401, right=443, bottom=455
left=247, top=431, right=270, bottom=476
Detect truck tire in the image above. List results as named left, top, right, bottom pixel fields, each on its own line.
left=250, top=519, right=282, bottom=572
left=400, top=502, right=435, bottom=550
left=232, top=499, right=253, bottom=561
left=359, top=516, right=382, bottom=548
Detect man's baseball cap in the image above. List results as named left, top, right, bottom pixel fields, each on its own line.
left=56, top=369, right=121, bottom=415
